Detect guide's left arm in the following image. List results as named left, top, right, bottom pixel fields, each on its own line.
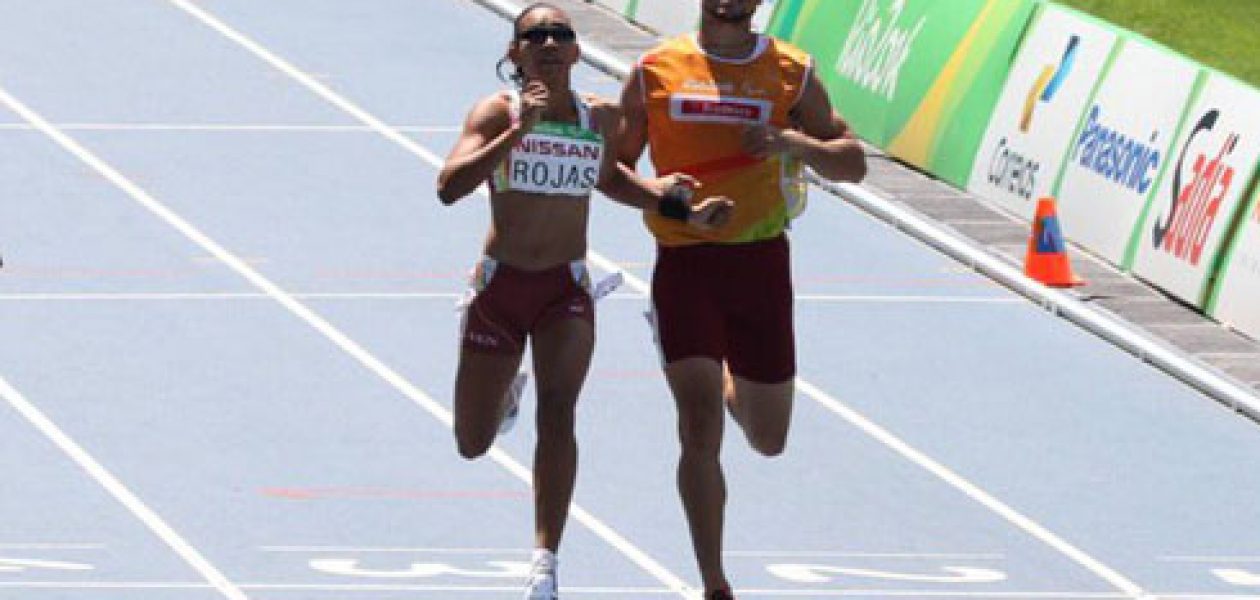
left=743, top=70, right=867, bottom=184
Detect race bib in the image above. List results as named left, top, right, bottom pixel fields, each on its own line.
left=495, top=122, right=603, bottom=196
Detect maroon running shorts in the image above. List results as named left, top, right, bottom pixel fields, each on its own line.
left=651, top=235, right=795, bottom=383
left=461, top=259, right=594, bottom=354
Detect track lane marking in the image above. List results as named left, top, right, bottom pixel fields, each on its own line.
left=0, top=123, right=459, bottom=132
left=0, top=373, right=247, bottom=600
left=0, top=292, right=1021, bottom=303
left=5, top=7, right=696, bottom=596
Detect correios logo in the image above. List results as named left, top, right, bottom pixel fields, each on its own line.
left=1152, top=109, right=1240, bottom=266
left=985, top=35, right=1080, bottom=201
left=986, top=137, right=1039, bottom=200
left=1021, top=36, right=1079, bottom=132
left=836, top=0, right=926, bottom=101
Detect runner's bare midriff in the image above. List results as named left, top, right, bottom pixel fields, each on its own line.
left=484, top=190, right=590, bottom=270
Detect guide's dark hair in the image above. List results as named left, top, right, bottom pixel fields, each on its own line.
left=495, top=2, right=565, bottom=88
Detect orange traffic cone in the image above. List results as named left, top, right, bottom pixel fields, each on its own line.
left=1025, top=197, right=1084, bottom=287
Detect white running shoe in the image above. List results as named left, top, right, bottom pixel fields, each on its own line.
left=523, top=549, right=558, bottom=600
left=499, top=371, right=528, bottom=434
left=523, top=570, right=557, bottom=600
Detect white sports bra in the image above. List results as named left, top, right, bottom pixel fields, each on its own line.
left=490, top=90, right=604, bottom=197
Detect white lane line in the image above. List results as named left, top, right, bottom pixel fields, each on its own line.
left=1160, top=556, right=1260, bottom=563
left=260, top=546, right=527, bottom=553
left=0, top=582, right=212, bottom=589
left=239, top=584, right=671, bottom=593
left=0, top=582, right=663, bottom=593
left=0, top=292, right=464, bottom=301
left=0, top=123, right=459, bottom=132
left=0, top=292, right=1018, bottom=303
left=724, top=551, right=1005, bottom=560
left=0, top=582, right=660, bottom=594
left=0, top=375, right=247, bottom=600
left=1155, top=597, right=1260, bottom=600
left=162, top=2, right=1142, bottom=598
left=733, top=593, right=1129, bottom=599
left=232, top=587, right=1136, bottom=597
left=0, top=543, right=104, bottom=550
left=796, top=295, right=1021, bottom=304
left=0, top=580, right=1163, bottom=598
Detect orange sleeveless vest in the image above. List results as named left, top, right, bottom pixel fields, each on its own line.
left=638, top=34, right=812, bottom=246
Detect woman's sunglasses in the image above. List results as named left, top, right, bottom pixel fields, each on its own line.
left=517, top=25, right=577, bottom=44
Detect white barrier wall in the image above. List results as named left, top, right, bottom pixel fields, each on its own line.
left=1055, top=39, right=1200, bottom=265
left=753, top=0, right=774, bottom=31
left=968, top=5, right=1117, bottom=221
left=602, top=0, right=635, bottom=13
left=1130, top=74, right=1260, bottom=305
left=1212, top=183, right=1260, bottom=340
left=602, top=0, right=776, bottom=37
left=632, top=1, right=701, bottom=36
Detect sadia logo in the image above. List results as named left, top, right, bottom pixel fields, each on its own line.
left=836, top=0, right=926, bottom=101
left=1152, top=109, right=1240, bottom=266
left=985, top=36, right=1080, bottom=201
left=1021, top=36, right=1079, bottom=132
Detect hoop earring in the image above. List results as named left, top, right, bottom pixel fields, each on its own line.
left=496, top=56, right=524, bottom=89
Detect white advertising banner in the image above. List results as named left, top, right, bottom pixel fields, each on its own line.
left=603, top=0, right=777, bottom=36
left=967, top=5, right=1117, bottom=221
left=753, top=0, right=776, bottom=32
left=1211, top=183, right=1260, bottom=339
left=632, top=1, right=701, bottom=36
left=598, top=0, right=634, bottom=14
left=1054, top=39, right=1200, bottom=264
left=1131, top=74, right=1260, bottom=306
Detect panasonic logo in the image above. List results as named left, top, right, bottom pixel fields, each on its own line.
left=1073, top=105, right=1162, bottom=195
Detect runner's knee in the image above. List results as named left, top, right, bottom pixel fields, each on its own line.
left=455, top=430, right=493, bottom=460
left=746, top=427, right=787, bottom=457
left=677, top=407, right=723, bottom=456
left=451, top=418, right=493, bottom=461
left=731, top=381, right=792, bottom=457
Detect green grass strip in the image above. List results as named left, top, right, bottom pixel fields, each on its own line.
left=1053, top=0, right=1260, bottom=88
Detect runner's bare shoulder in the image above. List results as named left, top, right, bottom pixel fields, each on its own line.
left=463, top=91, right=516, bottom=135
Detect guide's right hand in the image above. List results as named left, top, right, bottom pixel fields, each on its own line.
left=688, top=196, right=735, bottom=230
